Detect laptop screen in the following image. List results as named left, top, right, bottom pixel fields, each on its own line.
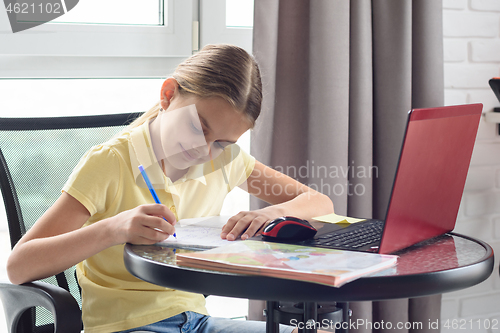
left=379, top=104, right=483, bottom=254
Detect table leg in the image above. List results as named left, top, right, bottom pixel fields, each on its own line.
left=303, top=302, right=318, bottom=333
left=266, top=301, right=280, bottom=333
left=335, top=302, right=350, bottom=333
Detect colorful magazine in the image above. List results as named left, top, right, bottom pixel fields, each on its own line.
left=176, top=240, right=398, bottom=287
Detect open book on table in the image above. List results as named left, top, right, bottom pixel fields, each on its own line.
left=157, top=216, right=233, bottom=250
left=158, top=213, right=368, bottom=250
left=176, top=240, right=398, bottom=287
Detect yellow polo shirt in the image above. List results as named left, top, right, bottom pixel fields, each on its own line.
left=63, top=121, right=255, bottom=333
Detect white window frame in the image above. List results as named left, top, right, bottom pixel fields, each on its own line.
left=197, top=0, right=254, bottom=216
left=199, top=0, right=252, bottom=53
left=0, top=0, right=193, bottom=57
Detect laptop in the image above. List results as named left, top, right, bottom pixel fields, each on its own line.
left=297, top=103, right=483, bottom=254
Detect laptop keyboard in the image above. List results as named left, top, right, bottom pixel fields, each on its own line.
left=304, top=219, right=384, bottom=250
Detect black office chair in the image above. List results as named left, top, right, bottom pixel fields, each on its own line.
left=0, top=113, right=142, bottom=333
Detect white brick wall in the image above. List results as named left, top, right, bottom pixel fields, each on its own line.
left=442, top=1, right=500, bottom=332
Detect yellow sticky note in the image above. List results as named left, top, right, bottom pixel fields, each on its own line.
left=312, top=213, right=366, bottom=225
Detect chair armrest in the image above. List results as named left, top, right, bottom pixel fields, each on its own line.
left=0, top=281, right=82, bottom=333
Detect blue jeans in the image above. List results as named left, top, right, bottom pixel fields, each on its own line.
left=115, top=311, right=295, bottom=333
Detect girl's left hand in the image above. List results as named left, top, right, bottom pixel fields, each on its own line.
left=220, top=206, right=285, bottom=241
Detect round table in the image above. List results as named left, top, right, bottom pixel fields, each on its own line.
left=124, top=233, right=494, bottom=332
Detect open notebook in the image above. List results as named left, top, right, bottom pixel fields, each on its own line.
left=157, top=216, right=232, bottom=250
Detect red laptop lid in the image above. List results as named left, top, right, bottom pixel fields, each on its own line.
left=378, top=104, right=483, bottom=254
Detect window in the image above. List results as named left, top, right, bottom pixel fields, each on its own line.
left=226, top=0, right=254, bottom=28
left=200, top=0, right=254, bottom=53
left=197, top=0, right=254, bottom=216
left=0, top=78, right=163, bottom=116
left=52, top=0, right=164, bottom=26
left=0, top=2, right=255, bottom=320
left=0, top=0, right=191, bottom=57
left=0, top=77, right=252, bottom=215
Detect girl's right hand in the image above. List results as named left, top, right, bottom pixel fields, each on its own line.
left=107, top=204, right=177, bottom=245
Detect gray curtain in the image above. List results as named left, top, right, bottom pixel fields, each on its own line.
left=249, top=0, right=444, bottom=332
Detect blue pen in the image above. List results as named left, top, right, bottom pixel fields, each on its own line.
left=138, top=165, right=176, bottom=238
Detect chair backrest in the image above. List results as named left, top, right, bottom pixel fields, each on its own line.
left=0, top=112, right=142, bottom=332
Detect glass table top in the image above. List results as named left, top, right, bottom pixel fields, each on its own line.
left=128, top=233, right=490, bottom=278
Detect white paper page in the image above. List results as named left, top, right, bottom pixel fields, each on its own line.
left=157, top=216, right=235, bottom=249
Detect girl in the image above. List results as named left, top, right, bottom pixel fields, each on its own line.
left=7, top=44, right=334, bottom=333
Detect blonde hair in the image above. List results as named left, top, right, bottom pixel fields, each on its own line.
left=129, top=44, right=262, bottom=129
